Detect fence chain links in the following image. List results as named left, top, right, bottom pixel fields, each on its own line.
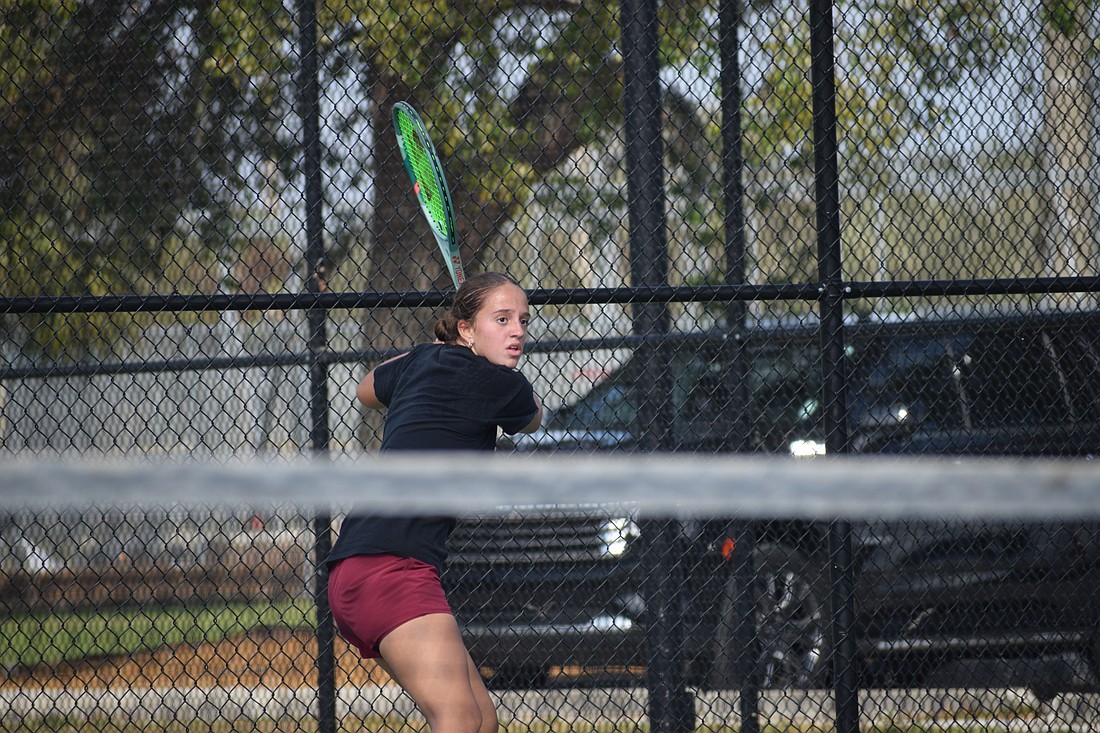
left=2, top=1, right=1099, bottom=731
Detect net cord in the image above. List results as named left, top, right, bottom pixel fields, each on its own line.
left=2, top=453, right=1098, bottom=519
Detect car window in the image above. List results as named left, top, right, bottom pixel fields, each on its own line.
left=563, top=384, right=636, bottom=430
left=560, top=348, right=731, bottom=443
left=959, top=331, right=1067, bottom=426
left=1045, top=330, right=1100, bottom=423
left=745, top=339, right=822, bottom=451
left=673, top=353, right=732, bottom=448
left=562, top=338, right=824, bottom=453
left=850, top=334, right=969, bottom=431
left=552, top=319, right=1100, bottom=453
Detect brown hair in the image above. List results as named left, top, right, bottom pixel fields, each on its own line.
left=434, top=272, right=522, bottom=344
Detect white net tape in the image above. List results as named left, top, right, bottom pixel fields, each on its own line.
left=3, top=452, right=1098, bottom=519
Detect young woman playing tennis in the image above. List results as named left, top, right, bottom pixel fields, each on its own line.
left=327, top=272, right=543, bottom=733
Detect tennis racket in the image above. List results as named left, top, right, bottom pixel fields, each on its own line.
left=392, top=101, right=466, bottom=289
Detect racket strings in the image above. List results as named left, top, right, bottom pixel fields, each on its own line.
left=396, top=112, right=452, bottom=238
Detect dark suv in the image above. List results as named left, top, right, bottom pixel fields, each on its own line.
left=443, top=310, right=1100, bottom=690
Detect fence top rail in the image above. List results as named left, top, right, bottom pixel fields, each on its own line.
left=2, top=452, right=1097, bottom=520
left=4, top=303, right=1098, bottom=381
left=4, top=278, right=1100, bottom=315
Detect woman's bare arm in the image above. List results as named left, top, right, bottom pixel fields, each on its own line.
left=356, top=352, right=410, bottom=410
left=517, top=394, right=544, bottom=434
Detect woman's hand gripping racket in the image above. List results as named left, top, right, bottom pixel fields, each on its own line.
left=393, top=102, right=466, bottom=289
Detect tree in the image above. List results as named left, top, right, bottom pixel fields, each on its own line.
left=1038, top=0, right=1098, bottom=284
left=481, top=0, right=1021, bottom=321
left=2, top=0, right=1053, bottom=361
left=1, top=0, right=296, bottom=360
left=313, top=0, right=627, bottom=344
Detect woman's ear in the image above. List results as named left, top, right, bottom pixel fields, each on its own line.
left=456, top=319, right=475, bottom=346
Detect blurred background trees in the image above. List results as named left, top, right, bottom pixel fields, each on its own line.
left=3, top=0, right=1096, bottom=362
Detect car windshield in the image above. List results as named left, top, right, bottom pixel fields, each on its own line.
left=564, top=384, right=636, bottom=429
left=556, top=342, right=823, bottom=451
left=848, top=334, right=971, bottom=430
left=545, top=319, right=1100, bottom=455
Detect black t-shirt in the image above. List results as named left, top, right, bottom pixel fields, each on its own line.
left=327, top=344, right=538, bottom=571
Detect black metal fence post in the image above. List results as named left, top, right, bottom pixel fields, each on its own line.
left=719, top=2, right=761, bottom=729
left=640, top=519, right=695, bottom=733
left=730, top=519, right=761, bottom=733
left=297, top=1, right=336, bottom=732
left=621, top=0, right=672, bottom=337
left=720, top=0, right=752, bottom=452
left=808, top=0, right=859, bottom=731
left=621, top=0, right=689, bottom=729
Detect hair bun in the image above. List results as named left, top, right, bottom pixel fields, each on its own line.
left=434, top=316, right=458, bottom=344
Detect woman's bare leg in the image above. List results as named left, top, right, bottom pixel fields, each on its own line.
left=378, top=613, right=498, bottom=733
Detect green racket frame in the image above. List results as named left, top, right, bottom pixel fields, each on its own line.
left=393, top=102, right=465, bottom=288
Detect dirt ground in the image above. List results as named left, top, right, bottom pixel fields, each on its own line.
left=1, top=628, right=393, bottom=691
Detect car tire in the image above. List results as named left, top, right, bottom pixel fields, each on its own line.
left=710, top=543, right=832, bottom=690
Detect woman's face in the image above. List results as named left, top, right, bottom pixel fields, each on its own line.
left=458, top=283, right=530, bottom=368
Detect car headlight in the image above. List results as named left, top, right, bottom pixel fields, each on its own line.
left=789, top=439, right=827, bottom=457
left=600, top=517, right=640, bottom=556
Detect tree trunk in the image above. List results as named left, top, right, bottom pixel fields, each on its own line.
left=1039, top=18, right=1097, bottom=288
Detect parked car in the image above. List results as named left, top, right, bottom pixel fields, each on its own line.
left=443, top=310, right=1100, bottom=691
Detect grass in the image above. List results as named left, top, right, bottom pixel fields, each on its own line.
left=0, top=718, right=1061, bottom=733
left=0, top=717, right=678, bottom=733
left=0, top=599, right=314, bottom=669
left=0, top=717, right=320, bottom=733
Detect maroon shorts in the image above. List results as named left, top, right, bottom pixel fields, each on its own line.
left=327, top=554, right=453, bottom=659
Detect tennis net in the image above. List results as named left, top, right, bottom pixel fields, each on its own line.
left=2, top=451, right=1098, bottom=733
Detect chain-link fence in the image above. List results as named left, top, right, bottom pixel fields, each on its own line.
left=3, top=0, right=1100, bottom=731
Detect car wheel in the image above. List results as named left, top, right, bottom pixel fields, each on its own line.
left=711, top=543, right=831, bottom=690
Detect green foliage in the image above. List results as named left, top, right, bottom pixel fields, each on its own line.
left=2, top=0, right=1074, bottom=362
left=1040, top=0, right=1095, bottom=36
left=878, top=0, right=1016, bottom=89
left=442, top=3, right=623, bottom=215
left=735, top=0, right=1016, bottom=174
left=1, top=0, right=296, bottom=359
left=0, top=709, right=1048, bottom=733
left=1, top=599, right=314, bottom=669
left=1, top=717, right=323, bottom=733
